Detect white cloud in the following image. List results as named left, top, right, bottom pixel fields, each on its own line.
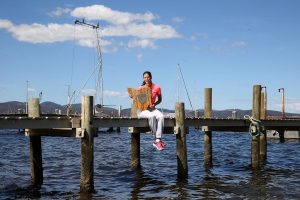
left=104, top=90, right=127, bottom=97
left=137, top=53, right=143, bottom=61
left=0, top=19, right=179, bottom=48
left=48, top=7, right=71, bottom=17
left=0, top=4, right=180, bottom=50
left=231, top=41, right=247, bottom=48
left=128, top=39, right=157, bottom=49
left=268, top=97, right=300, bottom=113
left=71, top=4, right=157, bottom=25
left=28, top=87, right=35, bottom=92
left=81, top=88, right=96, bottom=96
left=284, top=97, right=300, bottom=113
left=103, top=23, right=180, bottom=39
left=0, top=19, right=113, bottom=48
left=0, top=19, right=13, bottom=29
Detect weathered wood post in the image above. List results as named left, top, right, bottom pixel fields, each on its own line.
left=28, top=98, right=43, bottom=185
left=80, top=96, right=94, bottom=192
left=116, top=105, right=121, bottom=133
left=260, top=90, right=267, bottom=161
left=278, top=129, right=285, bottom=143
left=252, top=85, right=261, bottom=169
left=203, top=88, right=212, bottom=168
left=130, top=103, right=141, bottom=170
left=175, top=102, right=188, bottom=179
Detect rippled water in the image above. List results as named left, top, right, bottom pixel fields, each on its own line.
left=0, top=129, right=299, bottom=199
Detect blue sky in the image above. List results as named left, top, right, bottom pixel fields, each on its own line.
left=0, top=0, right=300, bottom=112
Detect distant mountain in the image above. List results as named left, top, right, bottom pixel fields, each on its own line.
left=0, top=101, right=26, bottom=114
left=1, top=101, right=300, bottom=118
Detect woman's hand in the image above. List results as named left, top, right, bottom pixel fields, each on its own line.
left=149, top=104, right=155, bottom=109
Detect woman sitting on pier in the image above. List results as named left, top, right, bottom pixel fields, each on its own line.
left=131, top=71, right=165, bottom=151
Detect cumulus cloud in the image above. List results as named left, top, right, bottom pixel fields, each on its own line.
left=0, top=19, right=13, bottom=29
left=0, top=4, right=180, bottom=50
left=103, top=23, right=180, bottom=39
left=128, top=39, right=157, bottom=49
left=71, top=4, right=157, bottom=25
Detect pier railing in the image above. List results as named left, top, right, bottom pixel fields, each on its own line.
left=1, top=85, right=300, bottom=192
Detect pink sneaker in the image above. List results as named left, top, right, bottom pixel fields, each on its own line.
left=153, top=140, right=165, bottom=151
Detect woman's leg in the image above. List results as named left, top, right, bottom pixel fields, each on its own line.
left=137, top=110, right=157, bottom=135
left=152, top=109, right=164, bottom=139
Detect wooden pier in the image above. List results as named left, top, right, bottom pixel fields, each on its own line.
left=1, top=85, right=300, bottom=192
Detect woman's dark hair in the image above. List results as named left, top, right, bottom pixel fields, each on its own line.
left=141, top=71, right=152, bottom=85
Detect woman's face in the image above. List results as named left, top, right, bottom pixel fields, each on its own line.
left=143, top=73, right=152, bottom=85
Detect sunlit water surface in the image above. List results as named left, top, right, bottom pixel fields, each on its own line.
left=0, top=129, right=299, bottom=199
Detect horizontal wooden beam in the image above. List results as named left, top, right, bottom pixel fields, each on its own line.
left=25, top=128, right=84, bottom=138
left=186, top=118, right=250, bottom=127
left=0, top=117, right=74, bottom=129
left=1, top=117, right=300, bottom=132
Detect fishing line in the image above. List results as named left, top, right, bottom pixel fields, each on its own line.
left=177, top=64, right=194, bottom=111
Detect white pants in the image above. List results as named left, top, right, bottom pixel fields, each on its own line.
left=137, top=109, right=164, bottom=139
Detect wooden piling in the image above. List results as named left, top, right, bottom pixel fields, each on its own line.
left=175, top=102, right=188, bottom=179
left=252, top=85, right=261, bottom=169
left=80, top=96, right=94, bottom=192
left=116, top=106, right=121, bottom=133
left=131, top=132, right=141, bottom=169
left=130, top=103, right=141, bottom=170
left=260, top=91, right=267, bottom=161
left=204, top=88, right=212, bottom=168
left=28, top=98, right=43, bottom=185
left=278, top=129, right=285, bottom=143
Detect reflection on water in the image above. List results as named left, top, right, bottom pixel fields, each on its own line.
left=0, top=129, right=299, bottom=199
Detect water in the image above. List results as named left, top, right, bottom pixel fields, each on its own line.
left=0, top=129, right=299, bottom=199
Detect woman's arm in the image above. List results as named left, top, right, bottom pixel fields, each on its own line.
left=150, top=94, right=162, bottom=109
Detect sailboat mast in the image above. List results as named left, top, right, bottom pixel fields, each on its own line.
left=95, top=28, right=103, bottom=107
left=74, top=19, right=103, bottom=107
